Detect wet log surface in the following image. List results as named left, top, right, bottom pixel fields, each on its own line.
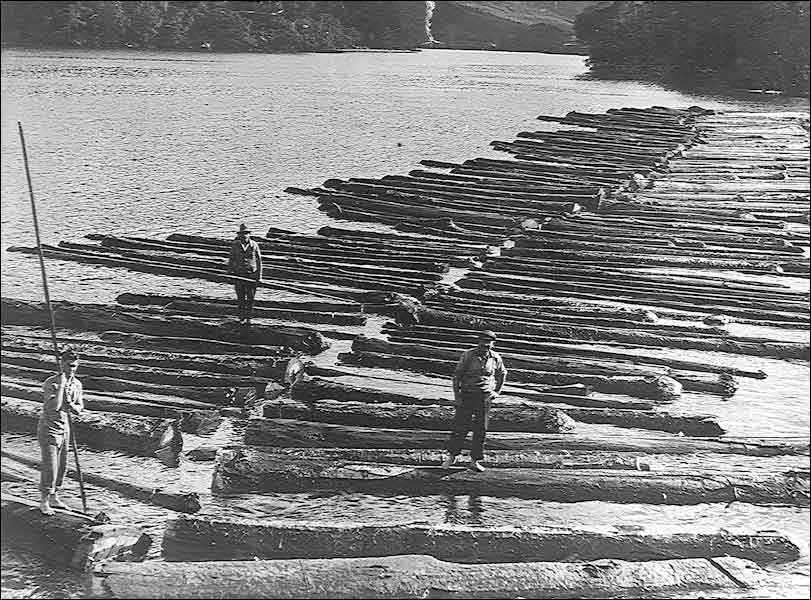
left=161, top=511, right=799, bottom=565
left=212, top=450, right=808, bottom=505
left=95, top=554, right=766, bottom=599
left=2, top=493, right=152, bottom=571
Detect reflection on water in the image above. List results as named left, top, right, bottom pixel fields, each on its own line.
left=1, top=47, right=809, bottom=599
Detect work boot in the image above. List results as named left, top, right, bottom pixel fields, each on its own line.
left=441, top=454, right=458, bottom=468
left=471, top=461, right=486, bottom=473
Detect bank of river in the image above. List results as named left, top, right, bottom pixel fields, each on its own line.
left=1, top=48, right=808, bottom=599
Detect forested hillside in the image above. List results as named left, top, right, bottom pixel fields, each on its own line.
left=574, top=1, right=810, bottom=96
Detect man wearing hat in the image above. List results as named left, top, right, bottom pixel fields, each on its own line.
left=442, top=329, right=507, bottom=472
left=227, top=224, right=263, bottom=324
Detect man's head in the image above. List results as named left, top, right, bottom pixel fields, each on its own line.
left=237, top=223, right=251, bottom=242
left=59, top=348, right=79, bottom=377
left=476, top=330, right=497, bottom=352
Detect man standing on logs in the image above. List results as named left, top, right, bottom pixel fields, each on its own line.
left=38, top=348, right=84, bottom=515
left=442, top=330, right=507, bottom=472
left=227, top=223, right=263, bottom=325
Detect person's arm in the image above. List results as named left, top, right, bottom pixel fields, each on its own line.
left=227, top=242, right=237, bottom=274
left=254, top=242, right=263, bottom=280
left=452, top=352, right=468, bottom=404
left=69, top=381, right=84, bottom=415
left=43, top=374, right=66, bottom=412
left=493, top=354, right=507, bottom=396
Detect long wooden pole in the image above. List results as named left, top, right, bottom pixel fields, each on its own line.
left=17, top=121, right=88, bottom=513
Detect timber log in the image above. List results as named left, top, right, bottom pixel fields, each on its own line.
left=161, top=512, right=798, bottom=565
left=2, top=493, right=151, bottom=571
left=94, top=555, right=766, bottom=599
left=1, top=396, right=182, bottom=459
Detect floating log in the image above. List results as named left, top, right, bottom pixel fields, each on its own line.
left=210, top=450, right=808, bottom=506
left=210, top=446, right=653, bottom=470
left=116, top=292, right=365, bottom=314
left=1, top=450, right=201, bottom=513
left=162, top=299, right=367, bottom=326
left=267, top=397, right=577, bottom=434
left=1, top=396, right=182, bottom=459
left=1, top=380, right=221, bottom=436
left=243, top=418, right=808, bottom=457
left=98, top=331, right=293, bottom=356
left=0, top=298, right=330, bottom=355
left=2, top=493, right=151, bottom=571
left=1, top=333, right=287, bottom=378
left=94, top=554, right=766, bottom=599
left=287, top=376, right=720, bottom=436
left=161, top=510, right=799, bottom=565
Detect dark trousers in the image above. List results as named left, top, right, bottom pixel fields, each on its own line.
left=234, top=279, right=258, bottom=319
left=446, top=392, right=491, bottom=461
left=39, top=433, right=68, bottom=495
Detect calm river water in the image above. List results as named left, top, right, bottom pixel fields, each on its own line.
left=1, top=48, right=809, bottom=599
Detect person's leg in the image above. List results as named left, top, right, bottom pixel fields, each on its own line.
left=39, top=438, right=58, bottom=514
left=235, top=283, right=247, bottom=321
left=446, top=397, right=473, bottom=459
left=470, top=394, right=488, bottom=463
left=244, top=282, right=257, bottom=322
left=50, top=436, right=70, bottom=509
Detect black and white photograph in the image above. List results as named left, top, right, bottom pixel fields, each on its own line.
left=1, top=1, right=809, bottom=598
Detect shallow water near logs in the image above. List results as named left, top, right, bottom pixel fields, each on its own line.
left=1, top=48, right=809, bottom=599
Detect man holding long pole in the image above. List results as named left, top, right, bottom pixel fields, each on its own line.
left=18, top=121, right=88, bottom=514
left=38, top=349, right=84, bottom=515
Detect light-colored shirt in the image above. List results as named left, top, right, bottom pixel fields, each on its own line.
left=454, top=348, right=507, bottom=395
left=39, top=374, right=83, bottom=439
left=228, top=239, right=262, bottom=275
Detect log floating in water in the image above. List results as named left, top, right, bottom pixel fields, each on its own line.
left=98, top=330, right=293, bottom=357
left=1, top=450, right=201, bottom=514
left=94, top=554, right=767, bottom=599
left=211, top=450, right=808, bottom=505
left=0, top=298, right=330, bottom=355
left=161, top=511, right=799, bottom=565
left=1, top=396, right=182, bottom=460
left=243, top=418, right=808, bottom=457
left=2, top=493, right=151, bottom=571
left=1, top=380, right=221, bottom=436
left=116, top=292, right=366, bottom=314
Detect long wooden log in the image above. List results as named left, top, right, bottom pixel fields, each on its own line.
left=0, top=298, right=330, bottom=355
left=243, top=418, right=809, bottom=456
left=2, top=493, right=151, bottom=571
left=268, top=397, right=576, bottom=434
left=209, top=445, right=654, bottom=470
left=116, top=292, right=366, bottom=314
left=161, top=511, right=798, bottom=566
left=1, top=450, right=201, bottom=513
left=98, top=330, right=293, bottom=356
left=1, top=333, right=287, bottom=378
left=2, top=396, right=183, bottom=459
left=94, top=554, right=767, bottom=599
left=1, top=380, right=221, bottom=436
left=162, top=299, right=367, bottom=326
left=210, top=450, right=808, bottom=506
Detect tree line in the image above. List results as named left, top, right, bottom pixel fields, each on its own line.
left=0, top=1, right=428, bottom=52
left=574, top=1, right=810, bottom=96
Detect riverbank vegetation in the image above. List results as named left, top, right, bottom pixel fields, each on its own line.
left=574, top=1, right=810, bottom=96
left=0, top=1, right=427, bottom=52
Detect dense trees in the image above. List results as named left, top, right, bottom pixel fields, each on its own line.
left=0, top=1, right=427, bottom=52
left=574, top=1, right=810, bottom=96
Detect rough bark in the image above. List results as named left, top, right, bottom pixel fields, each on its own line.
left=160, top=511, right=798, bottom=565
left=94, top=554, right=766, bottom=599
left=211, top=450, right=808, bottom=506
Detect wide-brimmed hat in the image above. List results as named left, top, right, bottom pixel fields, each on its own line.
left=237, top=223, right=251, bottom=234
left=477, top=330, right=497, bottom=341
